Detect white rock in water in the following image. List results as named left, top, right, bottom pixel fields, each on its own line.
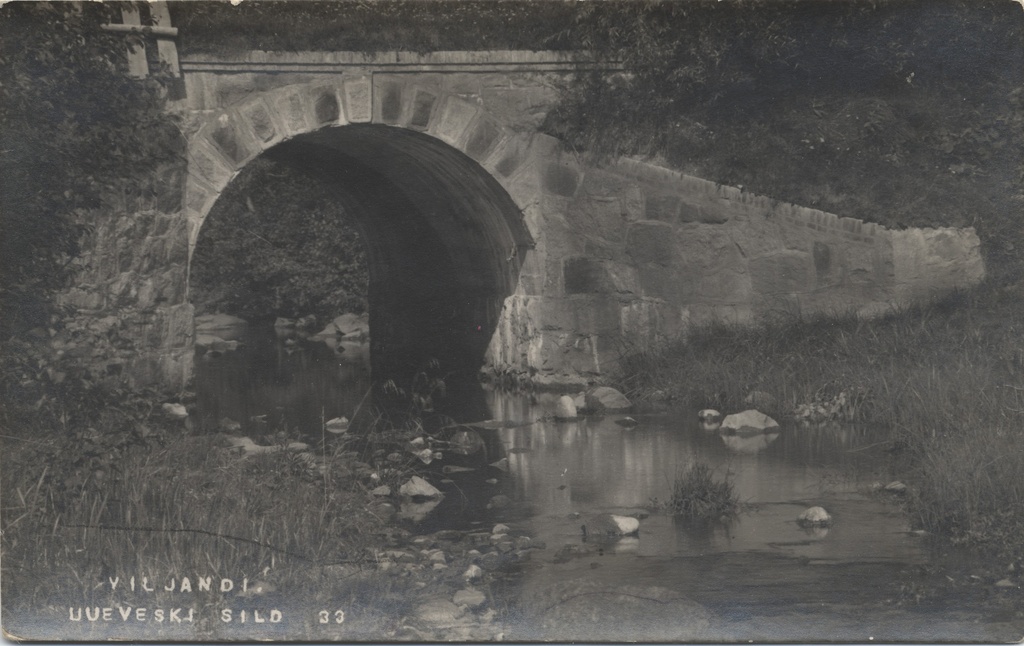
left=554, top=395, right=577, bottom=420
left=610, top=514, right=640, bottom=535
left=721, top=409, right=779, bottom=432
left=332, top=312, right=370, bottom=337
left=311, top=323, right=338, bottom=339
left=697, top=409, right=722, bottom=422
left=162, top=403, right=188, bottom=419
left=399, top=475, right=443, bottom=499
left=586, top=513, right=640, bottom=536
left=798, top=506, right=833, bottom=526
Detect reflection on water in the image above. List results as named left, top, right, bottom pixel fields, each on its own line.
left=194, top=323, right=371, bottom=437
left=491, top=392, right=917, bottom=564
left=196, top=343, right=913, bottom=564
left=196, top=344, right=1016, bottom=640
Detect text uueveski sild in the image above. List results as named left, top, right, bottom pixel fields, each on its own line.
left=65, top=575, right=342, bottom=627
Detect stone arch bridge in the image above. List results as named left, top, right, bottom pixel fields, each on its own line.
left=64, top=50, right=984, bottom=392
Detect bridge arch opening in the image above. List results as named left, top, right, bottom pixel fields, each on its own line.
left=191, top=123, right=533, bottom=395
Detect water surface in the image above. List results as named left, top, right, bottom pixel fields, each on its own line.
left=195, top=333, right=1021, bottom=642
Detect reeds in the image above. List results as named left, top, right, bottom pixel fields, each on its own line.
left=660, top=463, right=739, bottom=520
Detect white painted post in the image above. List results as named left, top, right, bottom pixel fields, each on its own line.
left=119, top=4, right=149, bottom=79
left=150, top=2, right=181, bottom=77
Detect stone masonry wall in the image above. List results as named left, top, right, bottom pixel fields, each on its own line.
left=487, top=153, right=986, bottom=387
left=59, top=51, right=986, bottom=391
left=58, top=163, right=193, bottom=390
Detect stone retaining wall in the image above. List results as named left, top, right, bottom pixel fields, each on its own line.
left=488, top=152, right=984, bottom=386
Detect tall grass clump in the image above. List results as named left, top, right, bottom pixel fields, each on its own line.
left=618, top=280, right=1024, bottom=563
left=660, top=463, right=739, bottom=520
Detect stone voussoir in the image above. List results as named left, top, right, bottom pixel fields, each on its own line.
left=429, top=95, right=481, bottom=149
left=206, top=110, right=262, bottom=169
left=342, top=75, right=373, bottom=123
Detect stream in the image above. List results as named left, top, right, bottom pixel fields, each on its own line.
left=195, top=322, right=1022, bottom=642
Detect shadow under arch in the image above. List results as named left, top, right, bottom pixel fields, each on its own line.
left=256, top=123, right=533, bottom=406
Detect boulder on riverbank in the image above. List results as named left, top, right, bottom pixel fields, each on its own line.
left=585, top=386, right=632, bottom=413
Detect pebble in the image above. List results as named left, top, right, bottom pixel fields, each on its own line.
left=453, top=588, right=487, bottom=609
left=513, top=536, right=533, bottom=550
left=995, top=579, right=1016, bottom=588
left=463, top=564, right=483, bottom=581
left=487, top=494, right=512, bottom=509
left=884, top=481, right=908, bottom=494
left=492, top=523, right=511, bottom=534
left=415, top=599, right=463, bottom=624
left=479, top=552, right=504, bottom=571
left=428, top=550, right=447, bottom=564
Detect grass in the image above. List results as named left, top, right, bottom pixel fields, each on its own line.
left=0, top=404, right=423, bottom=641
left=618, top=280, right=1024, bottom=563
left=656, top=462, right=740, bottom=520
left=0, top=351, right=508, bottom=640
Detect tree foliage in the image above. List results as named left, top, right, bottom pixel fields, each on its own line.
left=544, top=0, right=1024, bottom=281
left=171, top=0, right=575, bottom=54
left=0, top=2, right=180, bottom=337
left=190, top=157, right=369, bottom=323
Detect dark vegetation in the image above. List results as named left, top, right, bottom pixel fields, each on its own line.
left=171, top=1, right=577, bottom=54
left=2, top=0, right=1022, bottom=627
left=190, top=157, right=368, bottom=323
left=0, top=2, right=180, bottom=338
